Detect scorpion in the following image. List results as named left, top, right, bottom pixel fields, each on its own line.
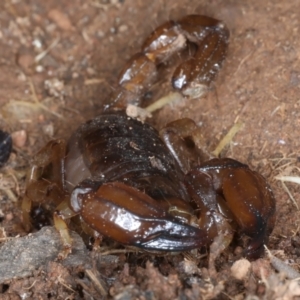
left=22, top=15, right=276, bottom=263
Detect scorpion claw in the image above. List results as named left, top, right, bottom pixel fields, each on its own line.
left=137, top=232, right=209, bottom=252
left=71, top=181, right=210, bottom=251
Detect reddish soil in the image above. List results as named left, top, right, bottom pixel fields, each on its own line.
left=0, top=0, right=300, bottom=299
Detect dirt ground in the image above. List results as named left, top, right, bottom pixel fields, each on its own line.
left=0, top=0, right=300, bottom=299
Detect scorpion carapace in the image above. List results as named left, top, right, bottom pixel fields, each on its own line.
left=22, top=15, right=276, bottom=262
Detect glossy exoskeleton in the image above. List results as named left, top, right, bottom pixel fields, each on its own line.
left=22, top=15, right=276, bottom=261
left=108, top=14, right=229, bottom=109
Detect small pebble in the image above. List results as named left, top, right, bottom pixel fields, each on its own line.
left=5, top=212, right=13, bottom=221
left=17, top=53, right=34, bottom=73
left=231, top=258, right=251, bottom=280
left=178, top=259, right=200, bottom=275
left=42, top=123, right=54, bottom=137
left=48, top=9, right=74, bottom=31
left=11, top=130, right=27, bottom=148
left=118, top=24, right=128, bottom=33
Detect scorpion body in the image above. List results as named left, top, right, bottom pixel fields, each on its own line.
left=22, top=15, right=276, bottom=261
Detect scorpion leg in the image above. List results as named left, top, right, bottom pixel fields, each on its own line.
left=69, top=181, right=211, bottom=251
left=22, top=140, right=75, bottom=254
left=22, top=139, right=66, bottom=230
left=110, top=15, right=229, bottom=109
left=159, top=118, right=212, bottom=173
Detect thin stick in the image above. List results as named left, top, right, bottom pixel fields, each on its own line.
left=145, top=92, right=183, bottom=113
left=35, top=38, right=60, bottom=63
left=280, top=181, right=299, bottom=210
left=212, top=122, right=244, bottom=157
left=85, top=269, right=107, bottom=297
left=275, top=175, right=300, bottom=185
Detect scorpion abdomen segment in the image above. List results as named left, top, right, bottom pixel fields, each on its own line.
left=65, top=113, right=189, bottom=202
